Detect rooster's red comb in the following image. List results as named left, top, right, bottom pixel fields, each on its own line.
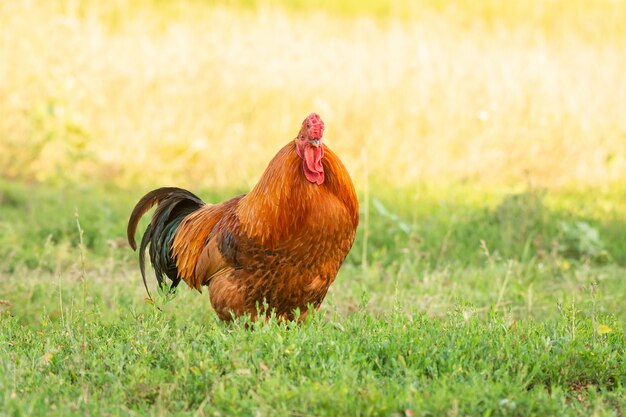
left=303, top=113, right=324, bottom=139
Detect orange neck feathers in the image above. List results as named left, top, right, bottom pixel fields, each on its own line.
left=236, top=141, right=358, bottom=246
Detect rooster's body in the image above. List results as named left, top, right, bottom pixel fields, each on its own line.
left=127, top=114, right=358, bottom=321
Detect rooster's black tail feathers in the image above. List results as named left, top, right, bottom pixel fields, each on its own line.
left=127, top=187, right=204, bottom=300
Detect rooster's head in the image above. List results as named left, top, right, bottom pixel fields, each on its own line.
left=295, top=113, right=325, bottom=185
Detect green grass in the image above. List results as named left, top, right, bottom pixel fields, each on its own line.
left=1, top=299, right=623, bottom=416
left=1, top=181, right=625, bottom=416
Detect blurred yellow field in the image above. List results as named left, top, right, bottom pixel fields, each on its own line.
left=1, top=0, right=625, bottom=188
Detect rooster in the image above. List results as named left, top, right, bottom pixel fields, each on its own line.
left=127, top=113, right=359, bottom=321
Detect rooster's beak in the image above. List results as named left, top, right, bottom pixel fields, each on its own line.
left=308, top=139, right=320, bottom=148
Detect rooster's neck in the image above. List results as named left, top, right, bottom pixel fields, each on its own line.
left=236, top=142, right=314, bottom=245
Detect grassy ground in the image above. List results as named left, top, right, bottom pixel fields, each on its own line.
left=1, top=182, right=625, bottom=416
left=1, top=0, right=626, bottom=415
